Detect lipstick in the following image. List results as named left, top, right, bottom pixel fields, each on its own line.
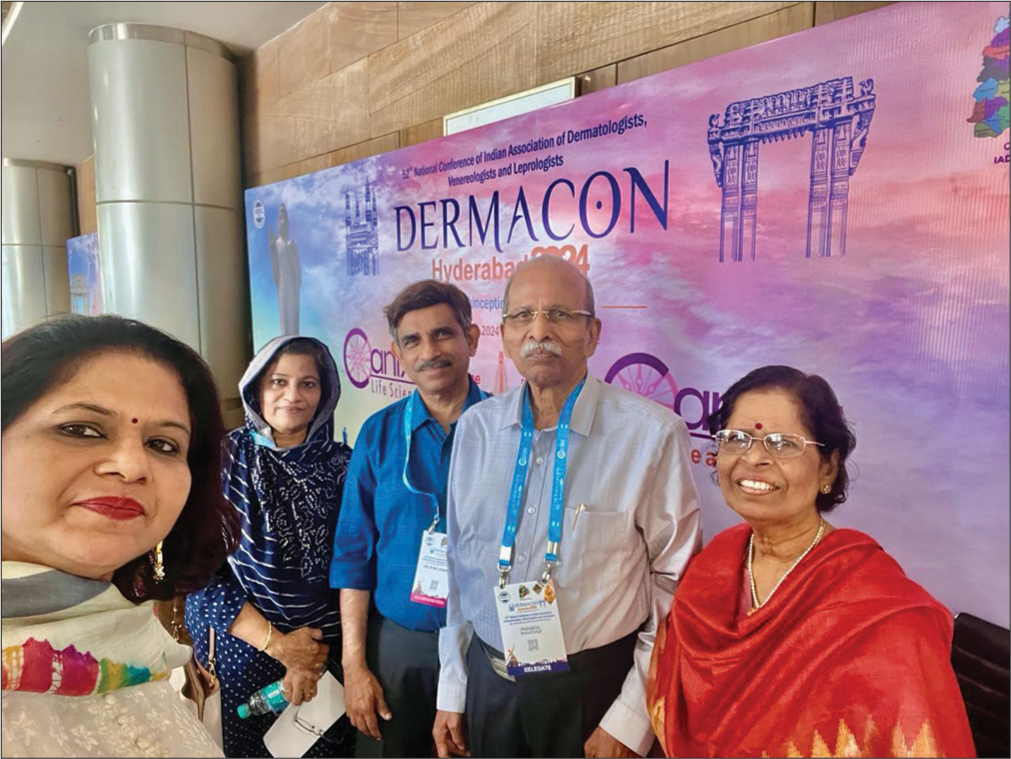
left=74, top=497, right=145, bottom=521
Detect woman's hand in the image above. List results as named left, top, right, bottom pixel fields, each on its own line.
left=266, top=626, right=329, bottom=672
left=282, top=667, right=322, bottom=706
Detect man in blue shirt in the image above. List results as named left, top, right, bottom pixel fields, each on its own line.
left=331, top=280, right=486, bottom=757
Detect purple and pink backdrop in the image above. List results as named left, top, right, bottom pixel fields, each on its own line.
left=245, top=2, right=1010, bottom=627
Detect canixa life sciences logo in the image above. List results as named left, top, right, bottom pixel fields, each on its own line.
left=343, top=328, right=413, bottom=399
left=343, top=327, right=484, bottom=398
left=605, top=353, right=723, bottom=467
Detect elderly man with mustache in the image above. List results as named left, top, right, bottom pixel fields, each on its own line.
left=331, top=280, right=487, bottom=757
left=433, top=256, right=702, bottom=758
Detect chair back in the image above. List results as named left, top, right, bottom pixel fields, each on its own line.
left=951, top=612, right=1010, bottom=758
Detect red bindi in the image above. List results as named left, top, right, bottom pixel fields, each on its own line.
left=754, top=422, right=763, bottom=430
left=131, top=418, right=138, bottom=424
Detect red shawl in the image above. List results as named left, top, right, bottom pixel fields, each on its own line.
left=646, top=525, right=975, bottom=758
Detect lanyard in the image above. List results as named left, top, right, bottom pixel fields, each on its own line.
left=403, top=386, right=488, bottom=533
left=499, top=376, right=586, bottom=587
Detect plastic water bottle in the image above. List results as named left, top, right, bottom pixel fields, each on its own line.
left=237, top=679, right=287, bottom=718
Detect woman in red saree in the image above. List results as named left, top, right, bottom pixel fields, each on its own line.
left=646, top=366, right=975, bottom=758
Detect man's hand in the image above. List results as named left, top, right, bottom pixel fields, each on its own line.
left=584, top=726, right=640, bottom=758
left=433, top=709, right=470, bottom=758
left=265, top=626, right=329, bottom=672
left=344, top=662, right=392, bottom=740
left=282, top=667, right=322, bottom=707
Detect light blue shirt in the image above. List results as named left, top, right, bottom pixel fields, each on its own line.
left=437, top=374, right=702, bottom=755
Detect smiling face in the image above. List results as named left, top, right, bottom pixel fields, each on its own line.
left=391, top=303, right=479, bottom=396
left=0, top=351, right=193, bottom=581
left=716, top=388, right=838, bottom=530
left=259, top=352, right=322, bottom=444
left=501, top=261, right=601, bottom=391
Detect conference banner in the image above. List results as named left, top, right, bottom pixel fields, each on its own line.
left=66, top=232, right=102, bottom=316
left=244, top=2, right=1010, bottom=626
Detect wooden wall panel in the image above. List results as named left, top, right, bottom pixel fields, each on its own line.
left=617, top=3, right=814, bottom=84
left=369, top=2, right=538, bottom=138
left=400, top=119, right=444, bottom=148
left=814, top=1, right=893, bottom=26
left=248, top=152, right=334, bottom=189
left=536, top=1, right=800, bottom=83
left=75, top=156, right=97, bottom=236
left=577, top=64, right=617, bottom=96
left=397, top=2, right=476, bottom=40
left=247, top=134, right=403, bottom=188
left=251, top=58, right=370, bottom=175
left=329, top=2, right=398, bottom=72
left=277, top=6, right=332, bottom=98
left=238, top=0, right=897, bottom=187
left=238, top=39, right=279, bottom=121
left=331, top=132, right=401, bottom=167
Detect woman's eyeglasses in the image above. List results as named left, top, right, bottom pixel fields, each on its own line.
left=713, top=429, right=824, bottom=459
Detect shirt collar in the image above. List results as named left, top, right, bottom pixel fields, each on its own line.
left=410, top=375, right=485, bottom=432
left=503, top=372, right=600, bottom=437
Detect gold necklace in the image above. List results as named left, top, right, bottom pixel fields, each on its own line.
left=748, top=520, right=825, bottom=614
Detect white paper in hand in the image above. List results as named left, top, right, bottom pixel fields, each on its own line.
left=263, top=671, right=346, bottom=758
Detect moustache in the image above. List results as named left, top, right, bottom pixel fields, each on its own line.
left=414, top=357, right=453, bottom=372
left=521, top=340, right=562, bottom=358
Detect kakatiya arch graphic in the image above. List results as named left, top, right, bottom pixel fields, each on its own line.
left=708, top=76, right=876, bottom=262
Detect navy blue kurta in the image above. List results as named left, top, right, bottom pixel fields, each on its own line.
left=186, top=335, right=355, bottom=757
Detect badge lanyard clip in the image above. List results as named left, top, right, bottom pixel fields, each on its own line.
left=541, top=541, right=559, bottom=583
left=498, top=546, right=512, bottom=588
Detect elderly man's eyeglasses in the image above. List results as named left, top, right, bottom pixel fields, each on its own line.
left=713, top=429, right=824, bottom=459
left=502, top=308, right=594, bottom=326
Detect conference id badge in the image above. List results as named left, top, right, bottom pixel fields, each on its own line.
left=494, top=579, right=568, bottom=677
left=410, top=531, right=449, bottom=607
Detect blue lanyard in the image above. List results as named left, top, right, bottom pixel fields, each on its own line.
left=499, top=376, right=586, bottom=586
left=403, top=387, right=488, bottom=532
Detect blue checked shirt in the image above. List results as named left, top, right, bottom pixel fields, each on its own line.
left=330, top=377, right=486, bottom=632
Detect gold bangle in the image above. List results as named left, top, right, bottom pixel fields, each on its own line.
left=259, top=621, right=273, bottom=653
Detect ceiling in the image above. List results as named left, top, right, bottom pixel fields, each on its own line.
left=1, top=1, right=325, bottom=166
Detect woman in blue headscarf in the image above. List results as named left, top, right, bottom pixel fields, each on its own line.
left=186, top=336, right=355, bottom=758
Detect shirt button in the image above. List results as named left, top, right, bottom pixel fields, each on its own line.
left=518, top=554, right=526, bottom=563
left=535, top=456, right=544, bottom=465
left=103, top=694, right=117, bottom=706
left=115, top=714, right=130, bottom=727
left=136, top=737, right=152, bottom=750
left=526, top=507, right=536, bottom=515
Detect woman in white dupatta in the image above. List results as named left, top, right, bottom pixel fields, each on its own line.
left=1, top=315, right=239, bottom=757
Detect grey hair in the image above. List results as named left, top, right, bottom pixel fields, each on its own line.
left=502, top=256, right=595, bottom=317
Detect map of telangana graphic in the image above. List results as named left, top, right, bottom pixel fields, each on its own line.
left=968, top=15, right=1010, bottom=138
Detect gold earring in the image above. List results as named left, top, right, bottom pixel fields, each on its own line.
left=151, top=541, right=165, bottom=581
left=820, top=484, right=832, bottom=495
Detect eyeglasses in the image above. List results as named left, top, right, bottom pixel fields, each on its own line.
left=502, top=308, right=594, bottom=327
left=713, top=429, right=824, bottom=459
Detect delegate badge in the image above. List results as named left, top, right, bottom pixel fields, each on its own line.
left=410, top=531, right=449, bottom=607
left=494, top=579, right=568, bottom=677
